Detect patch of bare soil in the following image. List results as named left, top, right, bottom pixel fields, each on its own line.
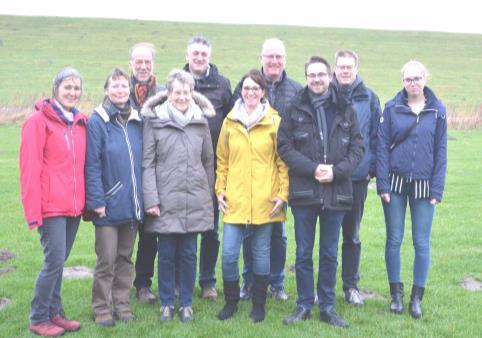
left=63, top=266, right=93, bottom=280
left=460, top=277, right=482, bottom=291
left=359, top=288, right=386, bottom=300
left=0, top=298, right=11, bottom=311
left=0, top=267, right=15, bottom=276
left=0, top=250, right=15, bottom=262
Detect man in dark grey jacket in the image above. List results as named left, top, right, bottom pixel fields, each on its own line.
left=183, top=36, right=232, bottom=301
left=232, top=38, right=302, bottom=301
left=278, top=56, right=364, bottom=328
left=129, top=42, right=163, bottom=304
left=332, top=50, right=381, bottom=307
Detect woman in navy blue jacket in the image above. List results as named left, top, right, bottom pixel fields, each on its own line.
left=86, top=68, right=144, bottom=327
left=377, top=61, right=447, bottom=319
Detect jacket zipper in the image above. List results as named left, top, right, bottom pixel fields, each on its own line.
left=118, top=120, right=141, bottom=221
left=63, top=130, right=70, bottom=151
left=70, top=126, right=78, bottom=215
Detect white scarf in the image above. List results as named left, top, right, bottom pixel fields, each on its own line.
left=231, top=98, right=269, bottom=131
left=161, top=101, right=203, bottom=127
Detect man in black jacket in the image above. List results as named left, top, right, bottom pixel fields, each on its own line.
left=232, top=38, right=302, bottom=302
left=332, top=50, right=381, bottom=307
left=130, top=42, right=163, bottom=304
left=183, top=36, right=232, bottom=301
left=278, top=56, right=364, bottom=328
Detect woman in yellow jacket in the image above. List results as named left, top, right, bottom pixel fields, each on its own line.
left=216, top=69, right=288, bottom=323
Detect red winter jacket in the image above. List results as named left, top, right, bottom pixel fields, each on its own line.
left=19, top=99, right=87, bottom=229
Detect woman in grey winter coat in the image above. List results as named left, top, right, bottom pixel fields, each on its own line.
left=142, top=69, right=215, bottom=323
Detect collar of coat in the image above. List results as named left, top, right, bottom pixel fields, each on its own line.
left=94, top=104, right=141, bottom=123
left=141, top=90, right=216, bottom=121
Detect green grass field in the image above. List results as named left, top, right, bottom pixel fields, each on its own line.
left=0, top=15, right=481, bottom=113
left=0, top=14, right=481, bottom=337
left=1, top=127, right=481, bottom=337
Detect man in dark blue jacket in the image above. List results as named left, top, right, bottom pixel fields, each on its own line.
left=278, top=56, right=364, bottom=328
left=332, top=50, right=381, bottom=307
left=129, top=42, right=163, bottom=304
left=183, top=35, right=232, bottom=301
left=232, top=38, right=302, bottom=301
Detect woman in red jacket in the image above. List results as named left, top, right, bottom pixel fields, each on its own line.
left=19, top=67, right=87, bottom=337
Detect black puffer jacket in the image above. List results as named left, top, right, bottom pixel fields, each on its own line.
left=183, top=63, right=232, bottom=155
left=277, top=85, right=364, bottom=210
left=232, top=69, right=302, bottom=117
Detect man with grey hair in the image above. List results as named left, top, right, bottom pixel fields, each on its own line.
left=130, top=42, right=163, bottom=304
left=182, top=35, right=232, bottom=301
left=332, top=49, right=381, bottom=307
left=232, top=37, right=302, bottom=301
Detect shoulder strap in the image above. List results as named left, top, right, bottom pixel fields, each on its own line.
left=390, top=113, right=426, bottom=151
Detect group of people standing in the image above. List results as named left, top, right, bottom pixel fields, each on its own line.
left=19, top=35, right=447, bottom=337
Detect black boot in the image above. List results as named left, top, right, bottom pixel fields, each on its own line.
left=250, top=274, right=269, bottom=323
left=389, top=282, right=404, bottom=314
left=218, top=280, right=240, bottom=320
left=409, top=285, right=425, bottom=319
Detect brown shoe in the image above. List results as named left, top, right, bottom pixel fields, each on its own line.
left=94, top=314, right=115, bottom=328
left=136, top=287, right=157, bottom=304
left=29, top=321, right=65, bottom=337
left=51, top=315, right=81, bottom=332
left=202, top=287, right=218, bottom=301
left=114, top=311, right=135, bottom=323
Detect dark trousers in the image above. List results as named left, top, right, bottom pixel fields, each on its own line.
left=198, top=207, right=220, bottom=288
left=133, top=227, right=158, bottom=289
left=341, top=179, right=368, bottom=290
left=292, top=205, right=344, bottom=311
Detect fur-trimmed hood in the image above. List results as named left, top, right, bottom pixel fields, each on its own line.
left=141, top=90, right=216, bottom=120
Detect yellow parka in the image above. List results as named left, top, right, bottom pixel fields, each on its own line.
left=215, top=103, right=289, bottom=225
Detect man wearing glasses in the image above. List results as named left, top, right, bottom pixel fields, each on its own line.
left=277, top=56, right=364, bottom=328
left=332, top=50, right=382, bottom=307
left=232, top=38, right=302, bottom=302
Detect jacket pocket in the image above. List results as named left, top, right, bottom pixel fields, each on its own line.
left=336, top=194, right=353, bottom=205
left=105, top=181, right=123, bottom=200
left=291, top=190, right=314, bottom=198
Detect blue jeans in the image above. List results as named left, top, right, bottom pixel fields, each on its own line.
left=292, top=205, right=344, bottom=311
left=222, top=223, right=273, bottom=282
left=199, top=207, right=219, bottom=288
left=242, top=221, right=286, bottom=289
left=383, top=190, right=435, bottom=288
left=30, top=216, right=80, bottom=324
left=157, top=233, right=197, bottom=307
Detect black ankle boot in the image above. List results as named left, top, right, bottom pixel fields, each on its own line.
left=409, top=285, right=425, bottom=319
left=250, top=274, right=269, bottom=323
left=218, top=280, right=240, bottom=320
left=389, top=282, right=404, bottom=314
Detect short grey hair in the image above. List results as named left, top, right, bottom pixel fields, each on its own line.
left=401, top=60, right=430, bottom=79
left=52, top=67, right=82, bottom=97
left=166, top=69, right=195, bottom=92
left=261, top=38, right=286, bottom=55
left=187, top=35, right=212, bottom=54
left=335, top=50, right=359, bottom=67
left=129, top=42, right=156, bottom=60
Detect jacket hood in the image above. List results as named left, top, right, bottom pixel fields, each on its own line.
left=34, top=98, right=86, bottom=124
left=390, top=86, right=441, bottom=110
left=141, top=90, right=215, bottom=119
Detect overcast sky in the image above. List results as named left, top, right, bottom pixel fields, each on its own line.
left=2, top=0, right=481, bottom=34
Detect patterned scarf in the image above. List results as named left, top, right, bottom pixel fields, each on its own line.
left=132, top=75, right=156, bottom=108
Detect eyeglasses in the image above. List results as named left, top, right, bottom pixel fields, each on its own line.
left=242, top=86, right=262, bottom=92
left=262, top=54, right=285, bottom=60
left=403, top=76, right=423, bottom=84
left=306, top=72, right=329, bottom=79
left=336, top=65, right=355, bottom=71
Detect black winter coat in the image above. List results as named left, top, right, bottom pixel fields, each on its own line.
left=183, top=63, right=232, bottom=156
left=277, top=86, right=364, bottom=210
left=232, top=70, right=302, bottom=118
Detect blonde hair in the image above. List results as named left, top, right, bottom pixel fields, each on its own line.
left=401, top=60, right=430, bottom=79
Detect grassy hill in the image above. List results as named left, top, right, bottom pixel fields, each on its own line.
left=0, top=15, right=481, bottom=115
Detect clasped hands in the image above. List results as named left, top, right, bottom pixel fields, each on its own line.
left=314, top=164, right=334, bottom=183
